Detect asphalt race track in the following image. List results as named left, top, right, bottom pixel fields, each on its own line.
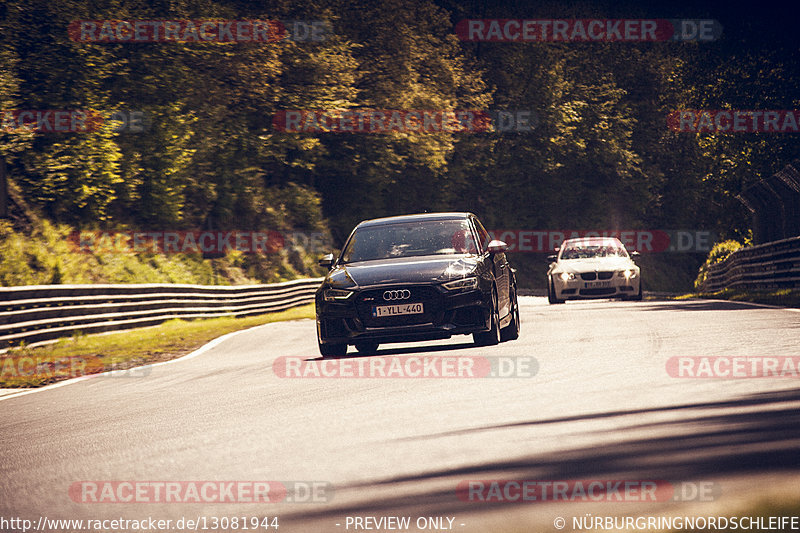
left=2, top=296, right=800, bottom=533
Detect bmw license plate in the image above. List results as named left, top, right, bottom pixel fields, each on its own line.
left=584, top=281, right=611, bottom=288
left=372, top=303, right=424, bottom=317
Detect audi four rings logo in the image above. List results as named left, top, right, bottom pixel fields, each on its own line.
left=383, top=289, right=411, bottom=301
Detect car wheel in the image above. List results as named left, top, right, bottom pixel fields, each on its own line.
left=355, top=342, right=379, bottom=354
left=548, top=277, right=564, bottom=304
left=318, top=340, right=347, bottom=358
left=630, top=278, right=643, bottom=301
left=500, top=284, right=520, bottom=342
left=474, top=288, right=500, bottom=346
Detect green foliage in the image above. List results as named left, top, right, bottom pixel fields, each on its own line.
left=2, top=0, right=798, bottom=288
left=694, top=239, right=744, bottom=290
left=0, top=219, right=326, bottom=286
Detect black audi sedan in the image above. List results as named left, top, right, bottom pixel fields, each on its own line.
left=315, top=212, right=520, bottom=357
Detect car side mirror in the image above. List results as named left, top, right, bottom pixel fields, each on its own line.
left=487, top=240, right=508, bottom=254
left=319, top=253, right=335, bottom=268
left=630, top=251, right=640, bottom=259
left=547, top=254, right=558, bottom=262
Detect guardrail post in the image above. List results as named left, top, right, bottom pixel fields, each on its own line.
left=738, top=184, right=777, bottom=244
left=0, top=158, right=7, bottom=219
left=738, top=159, right=800, bottom=244
left=774, top=162, right=800, bottom=237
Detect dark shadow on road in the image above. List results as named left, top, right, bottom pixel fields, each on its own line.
left=631, top=300, right=785, bottom=312
left=280, top=386, right=800, bottom=520
left=303, top=341, right=479, bottom=361
left=372, top=342, right=480, bottom=356
left=390, top=387, right=800, bottom=440
left=534, top=300, right=758, bottom=313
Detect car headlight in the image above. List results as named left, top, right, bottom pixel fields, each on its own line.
left=618, top=269, right=637, bottom=279
left=323, top=288, right=354, bottom=302
left=442, top=276, right=479, bottom=291
left=559, top=272, right=575, bottom=281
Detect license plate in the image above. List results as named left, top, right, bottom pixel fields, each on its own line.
left=372, top=303, right=424, bottom=317
left=584, top=281, right=611, bottom=288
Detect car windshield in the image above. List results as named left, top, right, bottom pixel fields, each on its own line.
left=560, top=241, right=628, bottom=260
left=340, top=219, right=479, bottom=263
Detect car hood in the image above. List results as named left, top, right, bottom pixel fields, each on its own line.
left=555, top=257, right=636, bottom=273
left=325, top=255, right=479, bottom=288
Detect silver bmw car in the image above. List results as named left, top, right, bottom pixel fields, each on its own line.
left=547, top=237, right=642, bottom=304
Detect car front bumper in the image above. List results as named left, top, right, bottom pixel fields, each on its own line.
left=552, top=274, right=640, bottom=300
left=316, top=284, right=493, bottom=346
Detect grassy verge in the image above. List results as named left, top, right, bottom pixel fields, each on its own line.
left=675, top=289, right=800, bottom=308
left=0, top=304, right=315, bottom=388
left=0, top=220, right=328, bottom=286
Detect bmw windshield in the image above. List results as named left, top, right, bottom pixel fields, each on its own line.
left=340, top=220, right=479, bottom=263
left=560, top=241, right=629, bottom=260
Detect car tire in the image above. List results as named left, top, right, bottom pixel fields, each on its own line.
left=630, top=278, right=643, bottom=301
left=500, top=284, right=520, bottom=342
left=355, top=342, right=379, bottom=354
left=548, top=278, right=564, bottom=304
left=474, top=288, right=500, bottom=346
left=318, top=341, right=347, bottom=358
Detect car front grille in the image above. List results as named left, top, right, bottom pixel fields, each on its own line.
left=355, top=286, right=443, bottom=327
left=580, top=287, right=617, bottom=296
left=580, top=271, right=614, bottom=281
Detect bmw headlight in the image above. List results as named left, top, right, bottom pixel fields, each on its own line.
left=559, top=272, right=575, bottom=281
left=323, top=288, right=354, bottom=302
left=618, top=269, right=637, bottom=279
left=442, top=276, right=479, bottom=291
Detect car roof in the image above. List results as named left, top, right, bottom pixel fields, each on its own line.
left=562, top=237, right=625, bottom=247
left=355, top=212, right=475, bottom=228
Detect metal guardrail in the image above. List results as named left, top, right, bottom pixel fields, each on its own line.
left=736, top=159, right=800, bottom=244
left=700, top=236, right=800, bottom=292
left=0, top=278, right=323, bottom=348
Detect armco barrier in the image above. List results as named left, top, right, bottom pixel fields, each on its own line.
left=0, top=278, right=323, bottom=349
left=700, top=236, right=800, bottom=292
